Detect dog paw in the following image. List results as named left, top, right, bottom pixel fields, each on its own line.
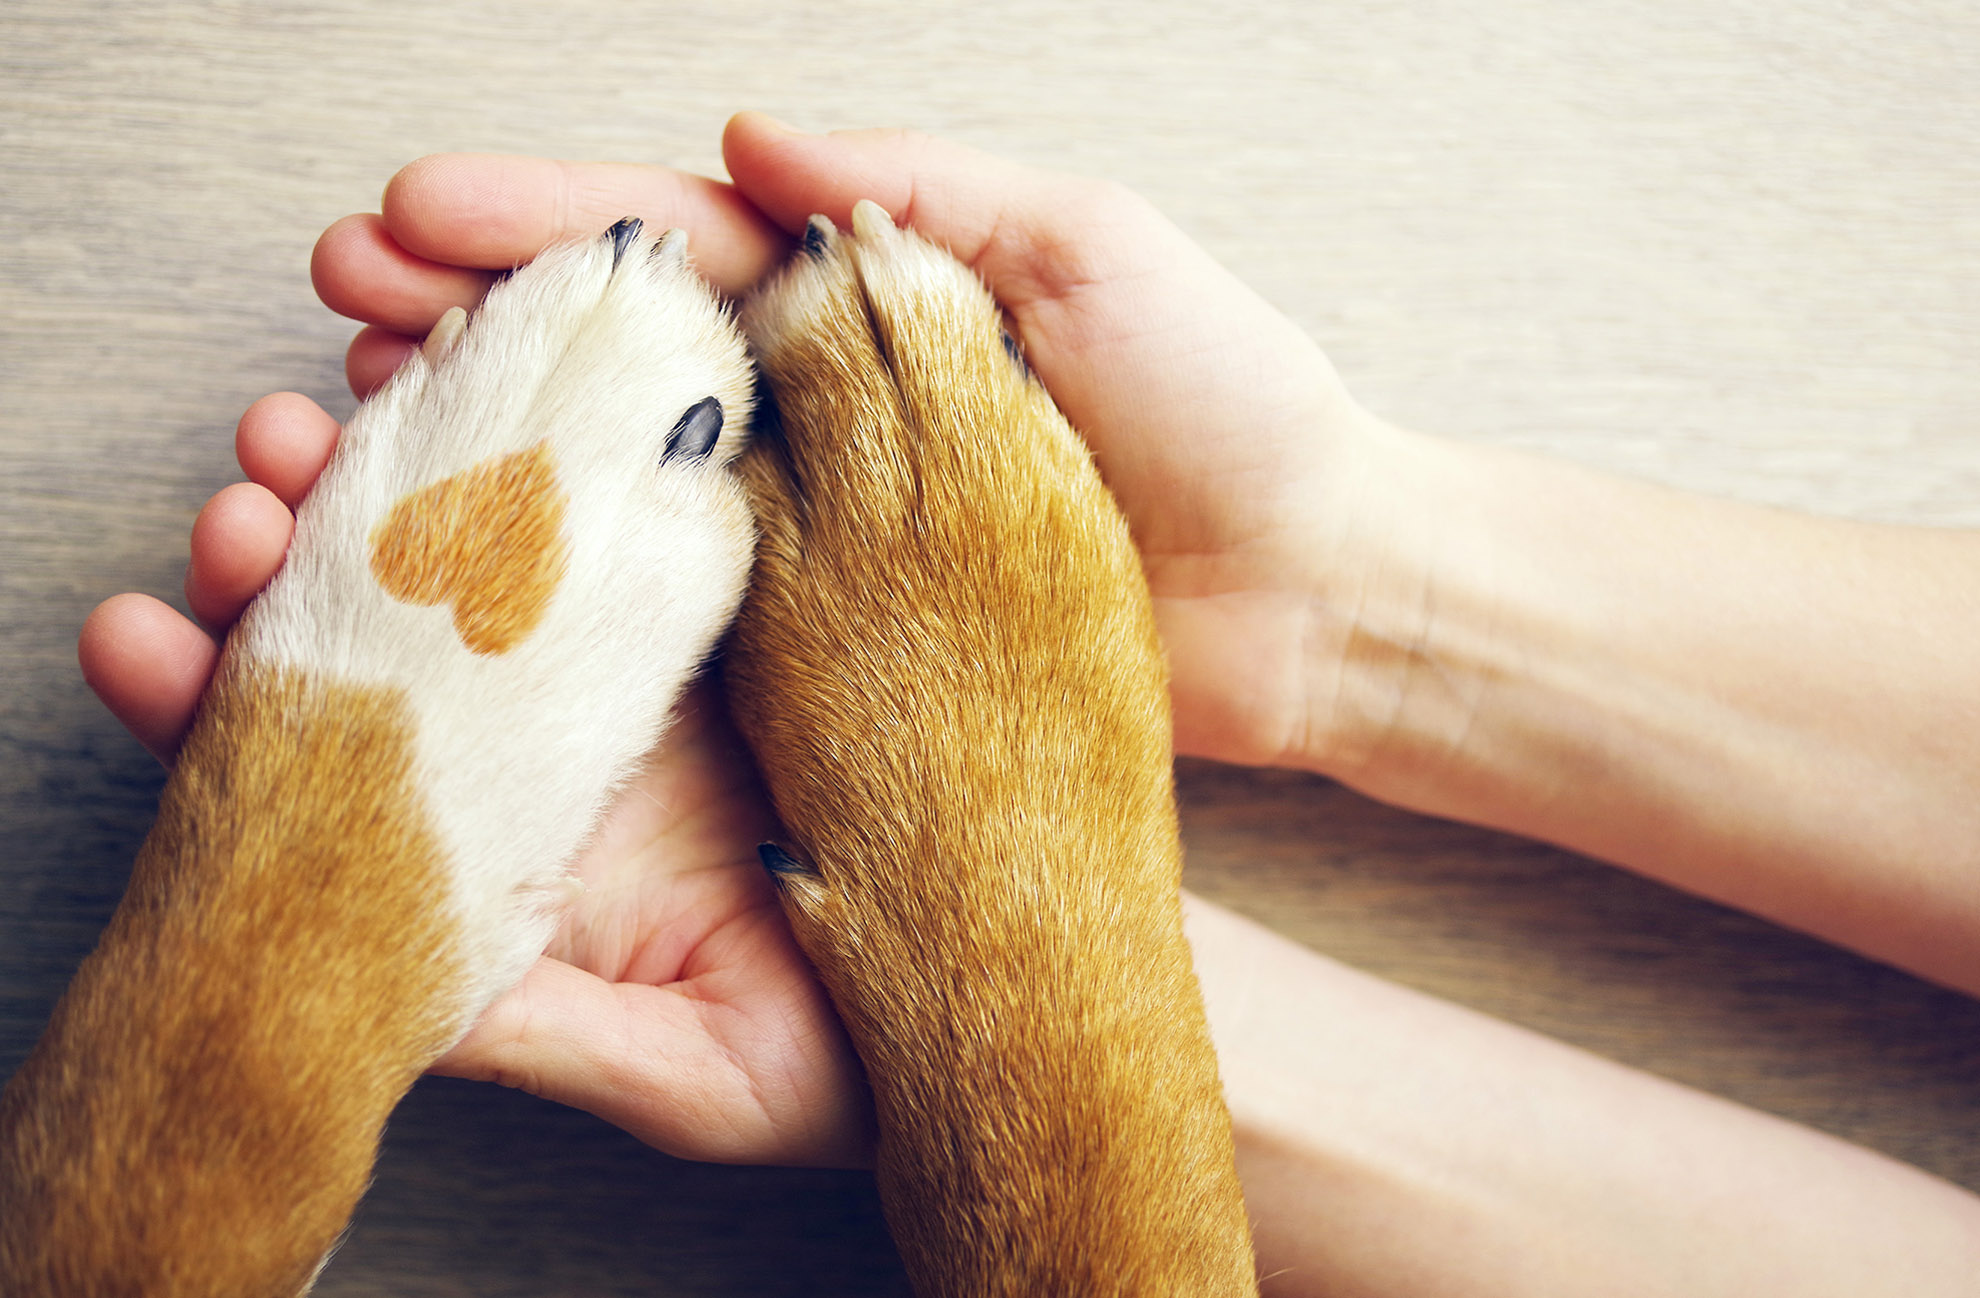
left=723, top=206, right=1255, bottom=1292
left=229, top=218, right=756, bottom=1011
left=0, top=222, right=761, bottom=1298
left=725, top=200, right=1172, bottom=955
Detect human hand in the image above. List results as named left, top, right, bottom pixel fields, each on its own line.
left=714, top=118, right=1414, bottom=771
left=78, top=392, right=872, bottom=1169
left=309, top=115, right=1410, bottom=772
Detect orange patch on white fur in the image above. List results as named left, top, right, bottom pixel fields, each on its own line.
left=370, top=441, right=570, bottom=655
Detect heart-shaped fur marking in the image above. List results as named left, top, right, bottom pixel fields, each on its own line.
left=369, top=441, right=570, bottom=656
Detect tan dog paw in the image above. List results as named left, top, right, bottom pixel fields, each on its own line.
left=726, top=204, right=1256, bottom=1295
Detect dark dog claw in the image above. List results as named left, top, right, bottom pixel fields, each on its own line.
left=661, top=396, right=724, bottom=464
left=801, top=214, right=835, bottom=260
left=757, top=842, right=814, bottom=877
left=606, top=216, right=644, bottom=267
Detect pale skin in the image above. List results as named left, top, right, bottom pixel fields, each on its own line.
left=76, top=114, right=1980, bottom=1292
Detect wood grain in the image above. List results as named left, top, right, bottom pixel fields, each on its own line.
left=3, top=1, right=1976, bottom=1291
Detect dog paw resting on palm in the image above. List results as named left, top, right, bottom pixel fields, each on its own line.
left=725, top=202, right=1257, bottom=1296
left=0, top=220, right=754, bottom=1297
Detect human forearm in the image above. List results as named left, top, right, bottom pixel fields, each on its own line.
left=1186, top=894, right=1980, bottom=1298
left=1303, top=426, right=1980, bottom=994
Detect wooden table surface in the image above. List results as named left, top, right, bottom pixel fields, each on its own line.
left=4, top=2, right=1977, bottom=1291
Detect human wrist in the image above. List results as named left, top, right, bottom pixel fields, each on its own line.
left=1287, top=426, right=1683, bottom=826
left=1277, top=419, right=1518, bottom=795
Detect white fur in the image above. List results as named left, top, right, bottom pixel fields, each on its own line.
left=233, top=228, right=756, bottom=1023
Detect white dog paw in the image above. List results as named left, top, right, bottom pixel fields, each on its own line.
left=229, top=218, right=757, bottom=1016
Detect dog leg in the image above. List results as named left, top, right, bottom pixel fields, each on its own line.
left=726, top=203, right=1257, bottom=1296
left=0, top=220, right=756, bottom=1296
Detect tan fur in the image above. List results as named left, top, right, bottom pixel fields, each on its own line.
left=0, top=664, right=461, bottom=1296
left=725, top=207, right=1257, bottom=1295
left=369, top=440, right=570, bottom=656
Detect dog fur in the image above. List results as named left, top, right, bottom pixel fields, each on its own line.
left=0, top=221, right=756, bottom=1295
left=725, top=202, right=1258, bottom=1295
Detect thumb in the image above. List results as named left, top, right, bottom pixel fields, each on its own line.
left=720, top=111, right=1168, bottom=313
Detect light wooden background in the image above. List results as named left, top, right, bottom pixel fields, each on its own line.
left=5, top=2, right=1978, bottom=1292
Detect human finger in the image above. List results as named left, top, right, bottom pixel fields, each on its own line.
left=380, top=153, right=790, bottom=296
left=235, top=391, right=340, bottom=510
left=720, top=111, right=1164, bottom=312
left=183, top=483, right=295, bottom=632
left=311, top=213, right=496, bottom=334
left=345, top=324, right=420, bottom=398
left=77, top=594, right=219, bottom=765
